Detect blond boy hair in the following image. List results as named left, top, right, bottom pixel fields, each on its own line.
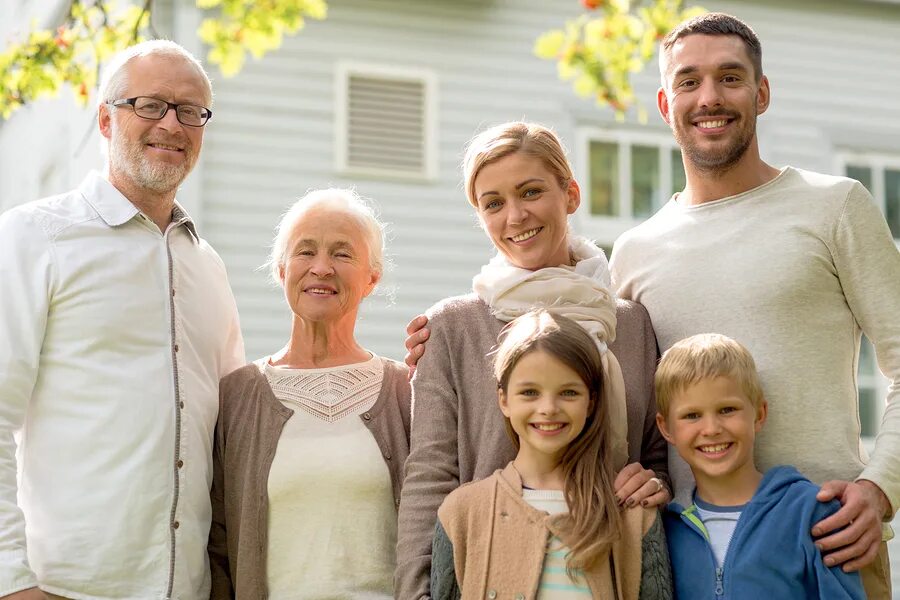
left=656, top=333, right=764, bottom=416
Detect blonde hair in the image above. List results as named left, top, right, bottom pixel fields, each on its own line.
left=265, top=188, right=385, bottom=285
left=493, top=310, right=621, bottom=573
left=462, top=122, right=573, bottom=207
left=655, top=333, right=764, bottom=417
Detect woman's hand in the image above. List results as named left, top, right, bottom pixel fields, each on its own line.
left=404, top=314, right=430, bottom=378
left=614, top=462, right=670, bottom=508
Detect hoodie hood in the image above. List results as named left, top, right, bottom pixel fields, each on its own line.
left=668, top=465, right=806, bottom=514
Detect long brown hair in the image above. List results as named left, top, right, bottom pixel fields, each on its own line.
left=493, top=310, right=622, bottom=573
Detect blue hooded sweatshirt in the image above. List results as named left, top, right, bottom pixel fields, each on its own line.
left=663, top=466, right=865, bottom=600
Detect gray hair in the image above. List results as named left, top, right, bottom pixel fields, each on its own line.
left=98, top=39, right=213, bottom=107
left=267, top=188, right=386, bottom=285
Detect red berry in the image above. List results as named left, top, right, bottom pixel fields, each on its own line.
left=581, top=0, right=599, bottom=9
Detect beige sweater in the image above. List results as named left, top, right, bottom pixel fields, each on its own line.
left=395, top=295, right=663, bottom=599
left=611, top=167, right=900, bottom=511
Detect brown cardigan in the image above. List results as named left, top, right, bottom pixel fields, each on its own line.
left=208, top=358, right=411, bottom=599
left=396, top=295, right=664, bottom=600
left=436, top=463, right=658, bottom=600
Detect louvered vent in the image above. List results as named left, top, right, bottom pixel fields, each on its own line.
left=345, top=73, right=429, bottom=177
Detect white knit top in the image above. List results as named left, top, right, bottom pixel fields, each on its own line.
left=260, top=355, right=395, bottom=599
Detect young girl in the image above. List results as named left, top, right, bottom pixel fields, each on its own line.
left=430, top=310, right=672, bottom=600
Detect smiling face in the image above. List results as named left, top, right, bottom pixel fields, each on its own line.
left=656, top=375, right=767, bottom=498
left=499, top=349, right=591, bottom=468
left=658, top=34, right=770, bottom=175
left=100, top=53, right=207, bottom=195
left=473, top=152, right=579, bottom=271
left=278, top=206, right=380, bottom=326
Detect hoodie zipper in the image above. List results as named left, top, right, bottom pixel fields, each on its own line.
left=680, top=505, right=726, bottom=599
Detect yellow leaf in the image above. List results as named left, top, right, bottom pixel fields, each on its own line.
left=534, top=30, right=565, bottom=59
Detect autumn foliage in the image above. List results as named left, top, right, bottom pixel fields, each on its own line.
left=0, top=0, right=326, bottom=119
left=535, top=0, right=705, bottom=118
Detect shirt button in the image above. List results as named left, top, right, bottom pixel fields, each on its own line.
left=179, top=401, right=185, bottom=409
left=383, top=452, right=392, bottom=460
left=176, top=460, right=184, bottom=469
left=172, top=521, right=180, bottom=529
left=487, top=590, right=497, bottom=599
left=174, top=344, right=180, bottom=352
left=394, top=498, right=400, bottom=508
left=362, top=412, right=371, bottom=421
left=171, top=288, right=176, bottom=297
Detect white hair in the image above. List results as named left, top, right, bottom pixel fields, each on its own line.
left=267, top=188, right=386, bottom=285
left=98, top=39, right=213, bottom=107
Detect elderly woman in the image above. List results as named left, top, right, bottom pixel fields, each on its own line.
left=395, top=122, right=670, bottom=598
left=208, top=189, right=410, bottom=599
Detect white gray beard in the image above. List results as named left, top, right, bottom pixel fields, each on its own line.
left=110, top=132, right=191, bottom=194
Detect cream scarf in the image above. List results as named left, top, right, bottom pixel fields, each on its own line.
left=472, top=236, right=628, bottom=469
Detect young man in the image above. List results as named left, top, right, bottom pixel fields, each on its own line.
left=0, top=41, right=244, bottom=599
left=655, top=333, right=864, bottom=599
left=609, top=12, right=898, bottom=597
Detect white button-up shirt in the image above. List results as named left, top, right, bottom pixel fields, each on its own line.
left=0, top=172, right=245, bottom=599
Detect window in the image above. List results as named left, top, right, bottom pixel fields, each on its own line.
left=335, top=63, right=437, bottom=181
left=583, top=131, right=685, bottom=219
left=841, top=154, right=900, bottom=239
left=857, top=337, right=883, bottom=438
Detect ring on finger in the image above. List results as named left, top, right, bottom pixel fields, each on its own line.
left=649, top=477, right=663, bottom=494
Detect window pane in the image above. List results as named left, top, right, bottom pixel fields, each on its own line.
left=884, top=168, right=900, bottom=238
left=858, top=387, right=877, bottom=438
left=859, top=336, right=876, bottom=376
left=672, top=148, right=686, bottom=196
left=847, top=165, right=873, bottom=193
left=632, top=145, right=660, bottom=218
left=858, top=336, right=878, bottom=438
left=589, top=141, right=619, bottom=216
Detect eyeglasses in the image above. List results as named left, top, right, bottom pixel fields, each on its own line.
left=107, top=96, right=213, bottom=127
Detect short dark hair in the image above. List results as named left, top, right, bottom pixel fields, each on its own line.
left=660, top=12, right=762, bottom=82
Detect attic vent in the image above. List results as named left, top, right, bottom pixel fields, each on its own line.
left=337, top=64, right=437, bottom=180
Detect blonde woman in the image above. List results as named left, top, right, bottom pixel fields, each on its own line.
left=396, top=122, right=669, bottom=598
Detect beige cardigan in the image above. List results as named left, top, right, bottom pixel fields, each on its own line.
left=208, top=358, right=411, bottom=599
left=436, top=463, right=659, bottom=599
left=396, top=295, right=665, bottom=599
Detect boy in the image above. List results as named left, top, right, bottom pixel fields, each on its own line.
left=655, top=333, right=865, bottom=599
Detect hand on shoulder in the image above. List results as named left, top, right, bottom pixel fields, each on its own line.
left=811, top=479, right=889, bottom=571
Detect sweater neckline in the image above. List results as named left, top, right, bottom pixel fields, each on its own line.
left=671, top=166, right=792, bottom=211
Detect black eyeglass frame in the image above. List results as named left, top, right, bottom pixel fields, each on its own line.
left=107, top=96, right=213, bottom=127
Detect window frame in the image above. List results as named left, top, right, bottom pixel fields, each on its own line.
left=334, top=61, right=439, bottom=182
left=835, top=151, right=900, bottom=242
left=575, top=127, right=684, bottom=247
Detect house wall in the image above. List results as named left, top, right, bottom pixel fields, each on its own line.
left=194, top=0, right=900, bottom=361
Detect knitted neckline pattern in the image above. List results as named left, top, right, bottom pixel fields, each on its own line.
left=263, top=356, right=383, bottom=422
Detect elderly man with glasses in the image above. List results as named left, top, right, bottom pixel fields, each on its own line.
left=0, top=40, right=244, bottom=600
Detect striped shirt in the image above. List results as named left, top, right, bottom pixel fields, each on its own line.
left=522, top=489, right=593, bottom=598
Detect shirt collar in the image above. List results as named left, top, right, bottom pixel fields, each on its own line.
left=79, top=171, right=199, bottom=242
